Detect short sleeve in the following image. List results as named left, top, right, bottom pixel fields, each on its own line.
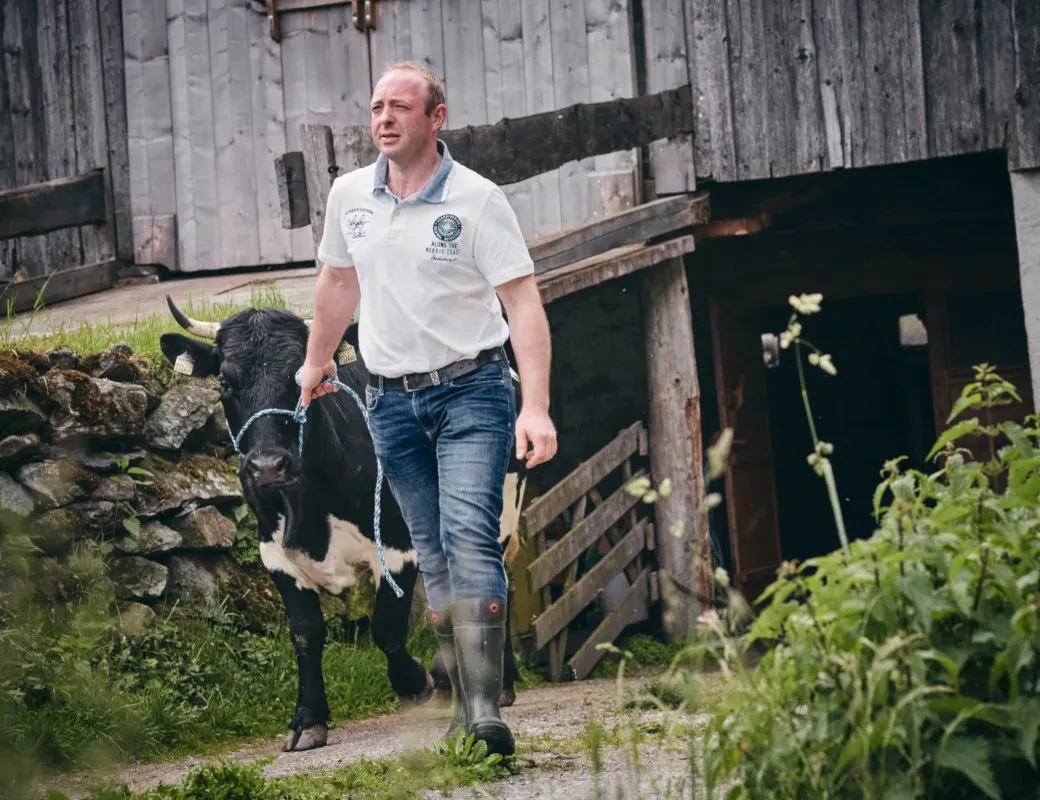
left=473, top=186, right=534, bottom=286
left=317, top=181, right=354, bottom=268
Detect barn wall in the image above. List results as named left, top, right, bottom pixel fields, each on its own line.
left=123, top=0, right=643, bottom=273
left=0, top=0, right=132, bottom=281
left=681, top=0, right=1040, bottom=182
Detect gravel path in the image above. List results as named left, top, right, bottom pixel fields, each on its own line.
left=44, top=674, right=714, bottom=799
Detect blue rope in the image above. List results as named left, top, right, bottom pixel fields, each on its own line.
left=225, top=372, right=403, bottom=599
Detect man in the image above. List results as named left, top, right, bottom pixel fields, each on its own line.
left=297, top=62, right=556, bottom=757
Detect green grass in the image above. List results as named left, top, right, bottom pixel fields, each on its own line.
left=0, top=282, right=293, bottom=384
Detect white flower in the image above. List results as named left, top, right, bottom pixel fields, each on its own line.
left=817, top=354, right=836, bottom=375
left=714, top=566, right=730, bottom=588
left=789, top=293, right=823, bottom=315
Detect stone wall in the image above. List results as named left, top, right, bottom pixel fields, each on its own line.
left=0, top=345, right=286, bottom=632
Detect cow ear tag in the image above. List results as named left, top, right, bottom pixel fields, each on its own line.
left=336, top=341, right=357, bottom=365
left=173, top=352, right=195, bottom=375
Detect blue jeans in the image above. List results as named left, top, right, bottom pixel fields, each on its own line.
left=364, top=358, right=514, bottom=610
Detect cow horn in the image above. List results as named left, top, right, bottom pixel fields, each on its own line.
left=166, top=294, right=221, bottom=340
left=303, top=319, right=313, bottom=329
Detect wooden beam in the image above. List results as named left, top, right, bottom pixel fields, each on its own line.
left=526, top=471, right=646, bottom=592
left=641, top=256, right=706, bottom=636
left=519, top=421, right=644, bottom=538
left=0, top=170, right=108, bottom=241
left=271, top=0, right=351, bottom=11
left=568, top=566, right=651, bottom=680
left=275, top=152, right=310, bottom=229
left=532, top=519, right=647, bottom=649
left=529, top=193, right=708, bottom=274
left=1011, top=167, right=1040, bottom=411
left=299, top=126, right=337, bottom=256
left=537, top=236, right=695, bottom=304
left=0, top=260, right=118, bottom=314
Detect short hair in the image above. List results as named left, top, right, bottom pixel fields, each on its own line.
left=381, top=61, right=446, bottom=115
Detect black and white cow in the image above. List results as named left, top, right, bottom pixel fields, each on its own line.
left=159, top=296, right=524, bottom=752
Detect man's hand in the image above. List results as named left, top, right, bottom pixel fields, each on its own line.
left=299, top=358, right=338, bottom=408
left=516, top=406, right=557, bottom=467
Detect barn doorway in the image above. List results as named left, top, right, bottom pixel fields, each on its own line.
left=759, top=292, right=936, bottom=564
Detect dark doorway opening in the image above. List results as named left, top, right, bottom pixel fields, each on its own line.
left=760, top=293, right=936, bottom=564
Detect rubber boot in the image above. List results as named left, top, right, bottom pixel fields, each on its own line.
left=429, top=608, right=466, bottom=739
left=452, top=598, right=515, bottom=757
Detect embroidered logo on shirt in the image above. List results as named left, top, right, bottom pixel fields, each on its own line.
left=343, top=207, right=373, bottom=240
left=432, top=214, right=462, bottom=242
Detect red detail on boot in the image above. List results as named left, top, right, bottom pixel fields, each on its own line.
left=489, top=603, right=500, bottom=614
left=431, top=612, right=440, bottom=623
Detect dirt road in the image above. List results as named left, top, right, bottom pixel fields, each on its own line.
left=46, top=676, right=710, bottom=800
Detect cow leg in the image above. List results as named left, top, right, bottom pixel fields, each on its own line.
left=271, top=571, right=330, bottom=752
left=372, top=562, right=434, bottom=704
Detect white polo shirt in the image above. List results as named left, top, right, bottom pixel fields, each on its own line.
left=316, top=141, right=534, bottom=379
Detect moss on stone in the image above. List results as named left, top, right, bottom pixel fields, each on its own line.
left=0, top=351, right=38, bottom=396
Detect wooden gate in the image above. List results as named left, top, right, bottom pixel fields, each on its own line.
left=518, top=421, right=658, bottom=682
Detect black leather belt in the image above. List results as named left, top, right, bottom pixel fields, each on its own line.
left=369, top=346, right=507, bottom=393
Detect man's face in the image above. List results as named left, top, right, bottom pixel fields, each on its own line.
left=370, top=70, right=445, bottom=162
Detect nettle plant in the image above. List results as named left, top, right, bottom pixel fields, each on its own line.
left=685, top=295, right=1040, bottom=799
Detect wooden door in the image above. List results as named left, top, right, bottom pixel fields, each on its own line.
left=709, top=298, right=783, bottom=605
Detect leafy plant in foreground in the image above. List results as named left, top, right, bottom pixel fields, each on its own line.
left=686, top=295, right=1040, bottom=798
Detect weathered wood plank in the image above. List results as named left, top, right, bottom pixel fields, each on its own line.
left=522, top=0, right=562, bottom=237
left=427, top=86, right=694, bottom=187
left=1010, top=0, right=1040, bottom=170
left=537, top=236, right=696, bottom=305
left=920, top=0, right=984, bottom=157
left=168, top=0, right=220, bottom=272
left=37, top=0, right=82, bottom=268
left=133, top=214, right=177, bottom=270
left=685, top=0, right=736, bottom=182
left=528, top=193, right=709, bottom=274
left=327, top=3, right=372, bottom=125
left=68, top=0, right=113, bottom=264
left=442, top=0, right=489, bottom=129
left=978, top=0, right=1015, bottom=152
left=407, top=0, right=446, bottom=84
left=641, top=255, right=704, bottom=633
left=765, top=0, right=824, bottom=177
left=642, top=0, right=695, bottom=193
left=586, top=0, right=640, bottom=184
left=212, top=0, right=261, bottom=268
left=527, top=470, right=646, bottom=592
left=97, top=0, right=132, bottom=264
left=300, top=124, right=337, bottom=256
left=0, top=259, right=117, bottom=314
left=568, top=566, right=650, bottom=680
left=369, top=0, right=412, bottom=69
left=550, top=0, right=593, bottom=230
left=812, top=0, right=853, bottom=170
left=0, top=0, right=19, bottom=278
left=533, top=519, right=647, bottom=649
left=493, top=0, right=535, bottom=237
left=278, top=10, right=318, bottom=262
left=520, top=420, right=643, bottom=539
left=0, top=171, right=107, bottom=241
left=275, top=152, right=310, bottom=229
left=857, top=0, right=928, bottom=166
left=725, top=0, right=769, bottom=180
left=248, top=6, right=293, bottom=263
left=275, top=0, right=352, bottom=11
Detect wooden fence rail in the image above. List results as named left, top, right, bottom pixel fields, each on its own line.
left=519, top=420, right=658, bottom=682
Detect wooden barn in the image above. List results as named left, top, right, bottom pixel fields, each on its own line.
left=3, top=0, right=1040, bottom=678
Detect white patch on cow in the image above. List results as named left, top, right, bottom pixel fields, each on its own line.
left=259, top=514, right=416, bottom=595
left=258, top=472, right=525, bottom=595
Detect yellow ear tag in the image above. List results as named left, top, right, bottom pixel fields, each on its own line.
left=174, top=353, right=195, bottom=375
left=336, top=341, right=357, bottom=365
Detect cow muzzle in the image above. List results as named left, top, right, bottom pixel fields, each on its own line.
left=244, top=451, right=294, bottom=488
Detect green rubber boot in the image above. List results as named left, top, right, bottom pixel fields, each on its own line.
left=429, top=608, right=467, bottom=739
left=452, top=598, right=515, bottom=757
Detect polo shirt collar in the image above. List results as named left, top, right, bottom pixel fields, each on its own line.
left=373, top=139, right=454, bottom=203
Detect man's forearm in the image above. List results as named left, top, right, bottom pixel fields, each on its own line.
left=306, top=264, right=360, bottom=367
left=508, top=299, right=552, bottom=413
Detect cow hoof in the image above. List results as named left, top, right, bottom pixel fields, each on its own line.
left=399, top=664, right=436, bottom=707
left=500, top=689, right=516, bottom=708
left=283, top=724, right=328, bottom=752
